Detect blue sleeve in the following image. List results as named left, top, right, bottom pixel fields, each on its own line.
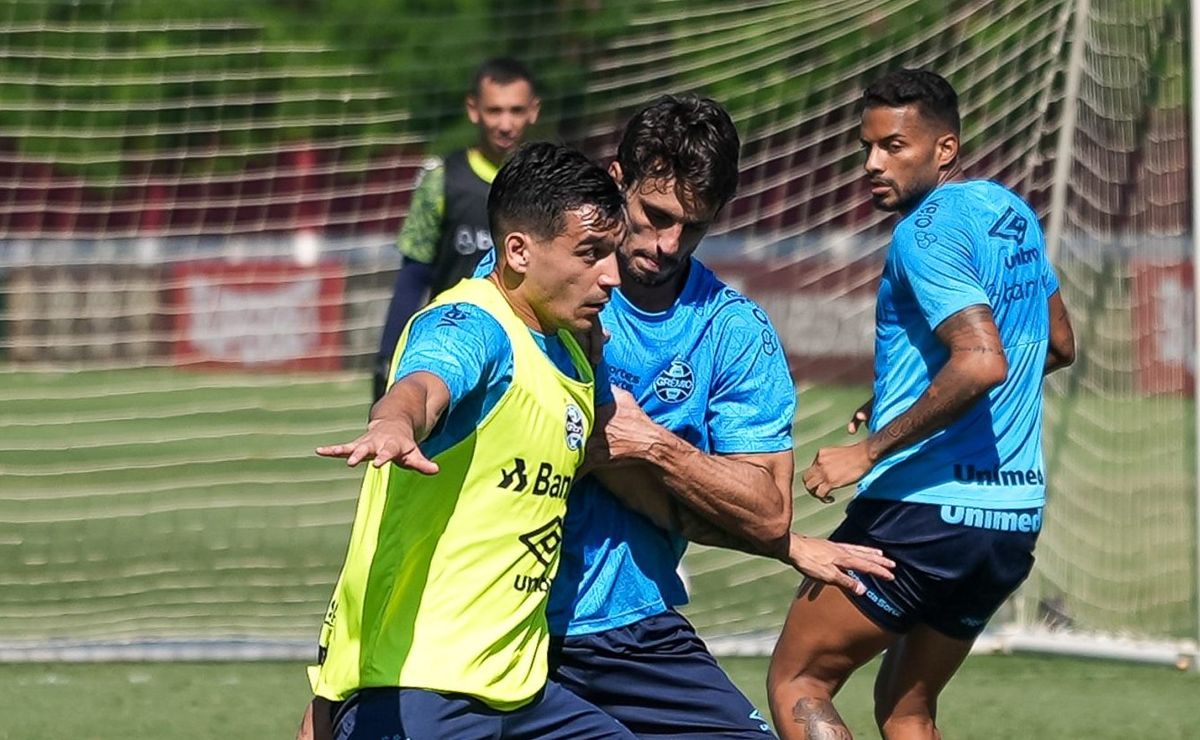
left=594, top=359, right=614, bottom=406
left=896, top=213, right=991, bottom=330
left=473, top=247, right=496, bottom=278
left=394, top=302, right=512, bottom=411
left=707, top=308, right=795, bottom=454
left=1042, top=250, right=1060, bottom=296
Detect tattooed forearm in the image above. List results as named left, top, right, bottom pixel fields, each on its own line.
left=1044, top=291, right=1075, bottom=374
left=866, top=305, right=1007, bottom=462
left=791, top=698, right=853, bottom=740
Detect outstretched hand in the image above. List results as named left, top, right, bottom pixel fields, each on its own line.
left=784, top=534, right=895, bottom=595
left=316, top=418, right=439, bottom=475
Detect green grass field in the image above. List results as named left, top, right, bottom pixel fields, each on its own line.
left=2, top=367, right=1198, bottom=737
left=1, top=655, right=1196, bottom=739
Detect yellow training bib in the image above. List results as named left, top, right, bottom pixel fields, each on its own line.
left=309, top=278, right=594, bottom=710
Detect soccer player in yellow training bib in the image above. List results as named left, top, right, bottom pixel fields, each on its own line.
left=307, top=142, right=633, bottom=739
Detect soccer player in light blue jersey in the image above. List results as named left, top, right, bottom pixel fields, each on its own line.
left=767, top=70, right=1076, bottom=740
left=537, top=95, right=895, bottom=739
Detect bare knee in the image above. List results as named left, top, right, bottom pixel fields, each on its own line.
left=768, top=649, right=853, bottom=703
left=878, top=712, right=940, bottom=740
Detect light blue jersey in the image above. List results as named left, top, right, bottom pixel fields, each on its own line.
left=544, top=260, right=796, bottom=636
left=859, top=180, right=1058, bottom=510
left=394, top=299, right=612, bottom=459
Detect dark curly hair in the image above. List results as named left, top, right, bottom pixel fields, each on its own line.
left=861, top=68, right=960, bottom=134
left=616, top=94, right=740, bottom=212
left=488, top=141, right=623, bottom=242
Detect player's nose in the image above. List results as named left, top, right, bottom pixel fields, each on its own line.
left=656, top=223, right=684, bottom=256
left=596, top=250, right=620, bottom=289
left=864, top=146, right=886, bottom=175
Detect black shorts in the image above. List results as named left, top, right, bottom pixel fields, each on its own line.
left=550, top=611, right=774, bottom=738
left=331, top=683, right=634, bottom=740
left=830, top=497, right=1040, bottom=640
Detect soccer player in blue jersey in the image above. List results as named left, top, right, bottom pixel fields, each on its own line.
left=539, top=95, right=895, bottom=739
left=767, top=70, right=1076, bottom=739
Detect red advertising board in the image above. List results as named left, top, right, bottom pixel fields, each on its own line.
left=1132, top=260, right=1194, bottom=395
left=170, top=260, right=345, bottom=371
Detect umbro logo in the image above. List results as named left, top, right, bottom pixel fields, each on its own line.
left=519, top=517, right=563, bottom=566
left=436, top=304, right=470, bottom=329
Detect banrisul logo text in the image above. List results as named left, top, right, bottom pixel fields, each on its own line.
left=564, top=404, right=584, bottom=451
left=653, top=359, right=695, bottom=403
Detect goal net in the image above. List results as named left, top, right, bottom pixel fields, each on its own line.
left=1, top=0, right=1195, bottom=665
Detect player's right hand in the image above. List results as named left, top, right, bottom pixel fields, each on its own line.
left=847, top=396, right=874, bottom=434
left=315, top=419, right=439, bottom=474
left=785, top=534, right=894, bottom=595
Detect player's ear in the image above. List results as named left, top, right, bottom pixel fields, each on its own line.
left=527, top=95, right=541, bottom=125
left=465, top=94, right=481, bottom=125
left=608, top=161, right=625, bottom=189
left=936, top=132, right=959, bottom=171
left=502, top=232, right=531, bottom=275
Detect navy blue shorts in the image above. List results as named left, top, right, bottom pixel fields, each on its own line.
left=550, top=610, right=774, bottom=738
left=830, top=498, right=1040, bottom=640
left=331, top=682, right=634, bottom=739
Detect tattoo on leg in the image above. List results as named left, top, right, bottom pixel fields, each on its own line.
left=791, top=698, right=853, bottom=740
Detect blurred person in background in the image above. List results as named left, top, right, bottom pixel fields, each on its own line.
left=373, top=56, right=541, bottom=402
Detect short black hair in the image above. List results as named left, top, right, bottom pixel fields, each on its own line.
left=471, top=57, right=537, bottom=97
left=616, top=94, right=740, bottom=211
left=861, top=69, right=960, bottom=134
left=488, top=141, right=623, bottom=244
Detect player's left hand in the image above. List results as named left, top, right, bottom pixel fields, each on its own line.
left=785, top=534, right=895, bottom=595
left=579, top=387, right=668, bottom=476
left=803, top=441, right=873, bottom=503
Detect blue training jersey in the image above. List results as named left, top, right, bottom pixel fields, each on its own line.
left=858, top=180, right=1058, bottom=510
left=545, top=259, right=796, bottom=636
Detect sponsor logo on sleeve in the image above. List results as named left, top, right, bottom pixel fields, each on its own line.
left=988, top=206, right=1029, bottom=244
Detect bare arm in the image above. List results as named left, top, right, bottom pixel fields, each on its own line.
left=866, top=304, right=1007, bottom=461
left=803, top=305, right=1008, bottom=500
left=593, top=463, right=894, bottom=593
left=593, top=461, right=787, bottom=557
left=1044, top=290, right=1075, bottom=374
left=586, top=389, right=792, bottom=551
left=317, top=370, right=451, bottom=472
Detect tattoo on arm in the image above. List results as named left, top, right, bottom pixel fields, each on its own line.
left=1045, top=291, right=1075, bottom=374
left=791, top=698, right=853, bottom=740
left=867, top=305, right=1006, bottom=461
